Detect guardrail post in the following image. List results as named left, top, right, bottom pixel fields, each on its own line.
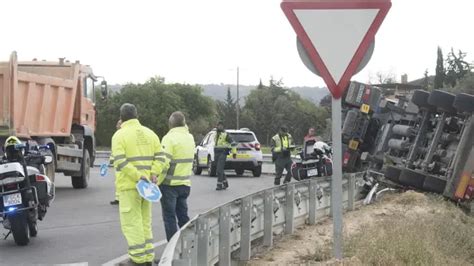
left=177, top=231, right=195, bottom=266
left=285, top=184, right=295, bottom=234
left=348, top=173, right=355, bottom=211
left=329, top=180, right=333, bottom=217
left=240, top=196, right=253, bottom=261
left=309, top=179, right=317, bottom=225
left=263, top=189, right=274, bottom=247
left=219, top=205, right=231, bottom=266
left=196, top=216, right=209, bottom=266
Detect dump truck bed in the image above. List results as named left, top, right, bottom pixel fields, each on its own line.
left=0, top=53, right=80, bottom=138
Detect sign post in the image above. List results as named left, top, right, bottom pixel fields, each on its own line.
left=281, top=0, right=391, bottom=259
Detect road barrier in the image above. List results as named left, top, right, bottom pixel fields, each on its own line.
left=158, top=172, right=365, bottom=266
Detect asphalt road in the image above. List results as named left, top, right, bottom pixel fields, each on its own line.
left=0, top=160, right=279, bottom=265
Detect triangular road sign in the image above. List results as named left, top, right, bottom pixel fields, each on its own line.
left=281, top=0, right=391, bottom=98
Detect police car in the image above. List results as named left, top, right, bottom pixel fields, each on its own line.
left=193, top=128, right=263, bottom=177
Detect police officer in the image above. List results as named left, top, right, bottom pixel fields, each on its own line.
left=214, top=121, right=236, bottom=191
left=271, top=126, right=294, bottom=185
left=157, top=111, right=195, bottom=241
left=112, top=104, right=165, bottom=266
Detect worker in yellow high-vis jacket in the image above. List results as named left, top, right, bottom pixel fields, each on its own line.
left=157, top=111, right=195, bottom=241
left=271, top=125, right=295, bottom=185
left=112, top=104, right=166, bottom=266
left=214, top=121, right=237, bottom=190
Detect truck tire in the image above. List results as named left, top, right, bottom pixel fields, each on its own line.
left=10, top=212, right=30, bottom=246
left=399, top=168, right=426, bottom=190
left=72, top=150, right=90, bottom=189
left=411, top=90, right=435, bottom=111
left=252, top=165, right=262, bottom=177
left=422, top=175, right=447, bottom=194
left=235, top=169, right=244, bottom=176
left=193, top=156, right=202, bottom=175
left=453, top=93, right=474, bottom=114
left=384, top=165, right=402, bottom=183
left=208, top=157, right=217, bottom=177
left=428, top=90, right=456, bottom=114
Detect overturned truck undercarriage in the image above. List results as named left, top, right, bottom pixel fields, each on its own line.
left=341, top=81, right=474, bottom=213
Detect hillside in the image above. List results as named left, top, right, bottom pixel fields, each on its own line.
left=107, top=83, right=329, bottom=105
left=201, top=84, right=329, bottom=105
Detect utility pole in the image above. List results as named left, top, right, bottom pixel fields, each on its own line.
left=236, top=66, right=240, bottom=129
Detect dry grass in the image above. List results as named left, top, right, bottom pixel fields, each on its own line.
left=248, top=191, right=474, bottom=266
left=343, top=194, right=474, bottom=266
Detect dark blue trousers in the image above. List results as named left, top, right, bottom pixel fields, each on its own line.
left=159, top=185, right=191, bottom=241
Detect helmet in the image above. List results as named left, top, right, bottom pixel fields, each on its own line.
left=5, top=136, right=21, bottom=147
left=4, top=136, right=22, bottom=160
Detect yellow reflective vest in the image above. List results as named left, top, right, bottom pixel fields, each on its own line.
left=271, top=133, right=293, bottom=153
left=111, top=119, right=165, bottom=191
left=158, top=126, right=195, bottom=186
left=214, top=131, right=237, bottom=154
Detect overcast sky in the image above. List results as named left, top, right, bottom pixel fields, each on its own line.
left=0, top=0, right=472, bottom=88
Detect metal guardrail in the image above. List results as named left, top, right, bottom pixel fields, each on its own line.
left=96, top=151, right=289, bottom=164
left=158, top=172, right=365, bottom=266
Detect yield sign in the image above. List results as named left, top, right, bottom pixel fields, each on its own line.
left=281, top=0, right=391, bottom=98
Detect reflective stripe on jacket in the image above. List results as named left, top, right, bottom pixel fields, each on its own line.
left=111, top=119, right=165, bottom=191
left=271, top=133, right=293, bottom=153
left=158, top=126, right=195, bottom=186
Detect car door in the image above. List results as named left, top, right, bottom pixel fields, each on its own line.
left=197, top=132, right=212, bottom=166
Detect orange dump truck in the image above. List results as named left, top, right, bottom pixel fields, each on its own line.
left=0, top=52, right=107, bottom=188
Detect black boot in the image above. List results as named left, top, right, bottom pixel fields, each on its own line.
left=223, top=180, right=229, bottom=189
left=216, top=183, right=225, bottom=191
left=110, top=199, right=119, bottom=205
left=274, top=178, right=281, bottom=186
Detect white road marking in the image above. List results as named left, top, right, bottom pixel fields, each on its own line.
left=102, top=240, right=167, bottom=266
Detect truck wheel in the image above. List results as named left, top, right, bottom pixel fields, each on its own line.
left=208, top=157, right=217, bottom=177
left=72, top=150, right=90, bottom=189
left=193, top=156, right=202, bottom=175
left=10, top=212, right=30, bottom=246
left=422, top=175, right=447, bottom=194
left=453, top=93, right=474, bottom=114
left=428, top=90, right=457, bottom=114
left=411, top=90, right=435, bottom=111
left=235, top=169, right=244, bottom=176
left=384, top=165, right=403, bottom=183
left=28, top=220, right=38, bottom=237
left=252, top=166, right=262, bottom=177
left=399, top=168, right=426, bottom=190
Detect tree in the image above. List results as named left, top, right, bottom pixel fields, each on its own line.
left=216, top=87, right=237, bottom=129
left=434, top=46, right=445, bottom=90
left=242, top=78, right=329, bottom=145
left=95, top=77, right=216, bottom=146
left=319, top=93, right=332, bottom=110
left=445, top=48, right=471, bottom=88
left=423, top=69, right=430, bottom=90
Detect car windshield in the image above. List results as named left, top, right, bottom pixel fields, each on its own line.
left=229, top=133, right=256, bottom=143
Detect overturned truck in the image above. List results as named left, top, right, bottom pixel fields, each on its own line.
left=341, top=81, right=474, bottom=212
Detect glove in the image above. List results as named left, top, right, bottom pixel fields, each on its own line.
left=139, top=176, right=149, bottom=183
left=232, top=153, right=237, bottom=159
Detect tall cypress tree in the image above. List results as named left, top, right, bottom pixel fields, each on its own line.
left=434, top=46, right=445, bottom=89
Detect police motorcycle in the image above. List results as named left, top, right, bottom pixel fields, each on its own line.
left=291, top=139, right=333, bottom=181
left=0, top=137, right=55, bottom=246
